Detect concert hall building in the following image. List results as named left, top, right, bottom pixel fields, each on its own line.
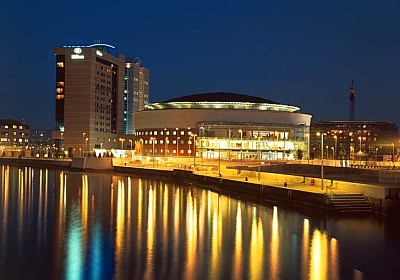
left=134, top=92, right=312, bottom=161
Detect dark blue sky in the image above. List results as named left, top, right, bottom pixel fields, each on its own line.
left=1, top=0, right=399, bottom=129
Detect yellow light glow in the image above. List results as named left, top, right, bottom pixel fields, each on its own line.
left=232, top=202, right=243, bottom=280
left=310, top=229, right=328, bottom=280
left=269, top=206, right=279, bottom=280
left=115, top=179, right=125, bottom=279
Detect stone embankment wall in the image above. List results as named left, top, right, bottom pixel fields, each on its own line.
left=0, top=157, right=71, bottom=169
left=114, top=166, right=328, bottom=211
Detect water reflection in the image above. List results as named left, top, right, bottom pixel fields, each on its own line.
left=250, top=207, right=264, bottom=280
left=232, top=202, right=242, bottom=280
left=0, top=165, right=398, bottom=279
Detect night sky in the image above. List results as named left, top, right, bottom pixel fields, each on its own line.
left=0, top=0, right=399, bottom=129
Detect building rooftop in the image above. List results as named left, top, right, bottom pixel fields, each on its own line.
left=163, top=92, right=279, bottom=104
left=0, top=119, right=30, bottom=128
left=145, top=92, right=300, bottom=112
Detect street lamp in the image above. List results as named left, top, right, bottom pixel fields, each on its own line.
left=316, top=132, right=325, bottom=192
left=150, top=137, right=155, bottom=168
left=139, top=138, right=144, bottom=156
left=129, top=139, right=133, bottom=161
left=258, top=136, right=261, bottom=181
left=239, top=129, right=243, bottom=165
left=119, top=138, right=125, bottom=150
left=200, top=127, right=204, bottom=165
left=82, top=132, right=86, bottom=157
left=176, top=137, right=180, bottom=157
left=391, top=143, right=395, bottom=162
left=333, top=135, right=337, bottom=161
left=189, top=132, right=197, bottom=169
left=218, top=140, right=221, bottom=176
left=188, top=136, right=192, bottom=156
left=85, top=138, right=89, bottom=156
left=165, top=137, right=169, bottom=158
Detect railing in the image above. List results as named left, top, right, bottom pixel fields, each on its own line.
left=361, top=186, right=374, bottom=210
left=326, top=183, right=336, bottom=196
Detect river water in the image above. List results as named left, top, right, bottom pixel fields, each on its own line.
left=0, top=165, right=399, bottom=279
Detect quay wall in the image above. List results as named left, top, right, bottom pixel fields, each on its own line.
left=0, top=157, right=71, bottom=169
left=114, top=166, right=328, bottom=211
left=1, top=157, right=398, bottom=215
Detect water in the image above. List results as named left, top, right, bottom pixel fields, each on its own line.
left=0, top=165, right=399, bottom=279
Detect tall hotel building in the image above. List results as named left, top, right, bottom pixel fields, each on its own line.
left=124, top=57, right=150, bottom=134
left=53, top=43, right=149, bottom=155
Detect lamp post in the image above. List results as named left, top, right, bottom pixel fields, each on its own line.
left=85, top=137, right=89, bottom=156
left=129, top=139, right=133, bottom=161
left=189, top=132, right=197, bottom=169
left=82, top=132, right=86, bottom=157
left=317, top=132, right=325, bottom=192
left=375, top=147, right=379, bottom=162
left=188, top=136, right=192, bottom=157
left=391, top=143, right=395, bottom=162
left=258, top=136, right=261, bottom=181
left=165, top=137, right=168, bottom=158
left=119, top=138, right=125, bottom=150
left=139, top=138, right=144, bottom=157
left=176, top=137, right=180, bottom=157
left=218, top=140, right=221, bottom=176
left=334, top=135, right=337, bottom=165
left=200, top=127, right=204, bottom=166
left=239, top=129, right=243, bottom=165
left=150, top=137, right=155, bottom=168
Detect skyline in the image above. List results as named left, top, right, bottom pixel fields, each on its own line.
left=1, top=0, right=400, bottom=129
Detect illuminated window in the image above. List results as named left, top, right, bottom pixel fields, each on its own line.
left=180, top=131, right=185, bottom=135
left=57, top=82, right=64, bottom=87
left=12, top=125, right=17, bottom=129
left=57, top=62, right=64, bottom=67
left=173, top=131, right=176, bottom=135
left=56, top=88, right=64, bottom=93
left=4, top=125, right=8, bottom=129
left=154, top=131, right=157, bottom=135
left=56, top=95, right=64, bottom=100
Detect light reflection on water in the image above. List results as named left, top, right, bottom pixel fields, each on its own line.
left=0, top=165, right=398, bottom=279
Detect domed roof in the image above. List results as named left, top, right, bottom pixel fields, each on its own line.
left=164, top=92, right=280, bottom=104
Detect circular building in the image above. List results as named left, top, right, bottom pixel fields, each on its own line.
left=134, top=92, right=312, bottom=161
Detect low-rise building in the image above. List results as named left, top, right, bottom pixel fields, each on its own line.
left=0, top=119, right=30, bottom=156
left=310, top=121, right=399, bottom=161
